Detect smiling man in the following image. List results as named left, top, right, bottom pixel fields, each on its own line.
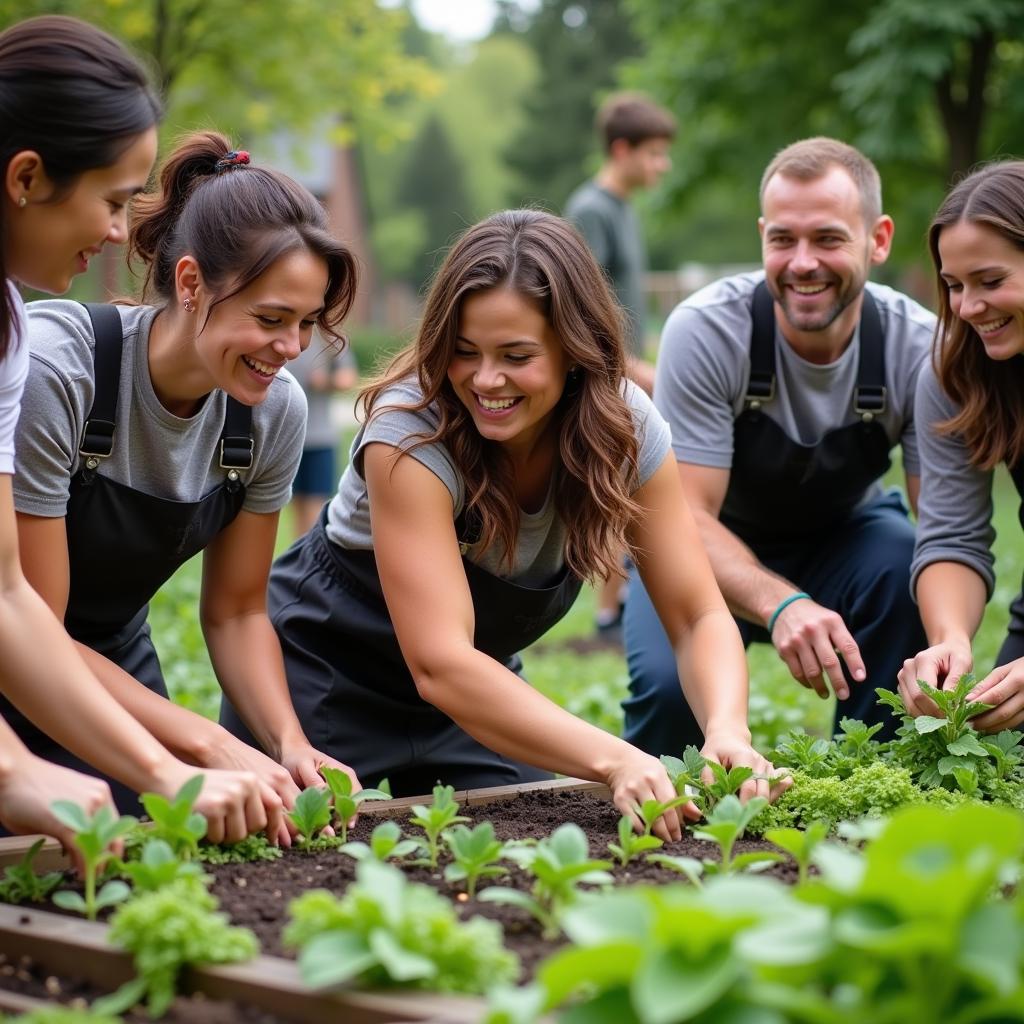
left=623, top=137, right=935, bottom=754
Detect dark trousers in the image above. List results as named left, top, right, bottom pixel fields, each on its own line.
left=622, top=491, right=926, bottom=755
left=997, top=588, right=1024, bottom=666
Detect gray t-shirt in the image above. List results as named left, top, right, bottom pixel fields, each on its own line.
left=565, top=181, right=646, bottom=357
left=654, top=272, right=935, bottom=512
left=14, top=299, right=307, bottom=517
left=0, top=284, right=28, bottom=476
left=910, top=359, right=998, bottom=599
left=326, top=377, right=671, bottom=587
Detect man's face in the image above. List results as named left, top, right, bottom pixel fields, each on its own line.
left=758, top=165, right=891, bottom=334
left=621, top=137, right=672, bottom=190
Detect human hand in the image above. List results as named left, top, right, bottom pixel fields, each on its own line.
left=196, top=728, right=300, bottom=813
left=604, top=743, right=694, bottom=843
left=280, top=744, right=361, bottom=792
left=967, top=659, right=1024, bottom=732
left=0, top=755, right=116, bottom=875
left=700, top=729, right=791, bottom=804
left=770, top=597, right=864, bottom=700
left=897, top=640, right=974, bottom=719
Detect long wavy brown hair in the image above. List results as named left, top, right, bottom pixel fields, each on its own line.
left=360, top=209, right=642, bottom=582
left=929, top=160, right=1024, bottom=469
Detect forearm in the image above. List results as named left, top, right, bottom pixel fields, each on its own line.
left=674, top=607, right=751, bottom=739
left=203, top=612, right=309, bottom=760
left=693, top=509, right=798, bottom=625
left=917, top=562, right=987, bottom=649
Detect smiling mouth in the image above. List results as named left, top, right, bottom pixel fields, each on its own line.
left=243, top=355, right=281, bottom=378
left=975, top=316, right=1012, bottom=335
left=788, top=282, right=831, bottom=296
left=474, top=393, right=522, bottom=412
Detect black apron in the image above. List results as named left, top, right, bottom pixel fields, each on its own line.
left=0, top=303, right=255, bottom=809
left=997, top=459, right=1024, bottom=665
left=221, top=506, right=583, bottom=795
left=719, top=281, right=892, bottom=545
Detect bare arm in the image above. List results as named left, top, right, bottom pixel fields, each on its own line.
left=365, top=442, right=685, bottom=839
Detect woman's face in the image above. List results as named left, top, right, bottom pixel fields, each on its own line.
left=4, top=127, right=158, bottom=294
left=447, top=286, right=571, bottom=456
left=938, top=219, right=1024, bottom=361
left=191, top=247, right=329, bottom=406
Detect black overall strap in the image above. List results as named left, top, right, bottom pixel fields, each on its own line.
left=746, top=281, right=887, bottom=419
left=219, top=398, right=254, bottom=470
left=80, top=303, right=124, bottom=460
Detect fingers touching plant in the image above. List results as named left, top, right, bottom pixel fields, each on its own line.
left=319, top=767, right=390, bottom=844
left=660, top=746, right=760, bottom=814
left=50, top=802, right=136, bottom=920
left=409, top=784, right=470, bottom=869
left=444, top=822, right=508, bottom=896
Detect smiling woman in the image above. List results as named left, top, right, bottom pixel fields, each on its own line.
left=4, top=129, right=363, bottom=826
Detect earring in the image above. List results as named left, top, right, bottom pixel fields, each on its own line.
left=17, top=197, right=26, bottom=208
left=183, top=297, right=195, bottom=313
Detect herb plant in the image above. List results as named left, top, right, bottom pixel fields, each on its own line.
left=0, top=838, right=63, bottom=905
left=197, top=833, right=283, bottom=864
left=119, top=838, right=206, bottom=893
left=340, top=820, right=421, bottom=863
left=140, top=774, right=206, bottom=860
left=443, top=822, right=507, bottom=896
left=50, top=802, right=136, bottom=920
left=660, top=745, right=761, bottom=814
left=288, top=786, right=332, bottom=849
left=409, top=784, right=470, bottom=868
left=319, top=766, right=390, bottom=843
left=607, top=814, right=663, bottom=866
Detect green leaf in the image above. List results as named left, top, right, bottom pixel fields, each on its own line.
left=632, top=945, right=737, bottom=1024
left=95, top=880, right=131, bottom=909
left=538, top=942, right=644, bottom=1006
left=914, top=716, right=948, bottom=734
left=50, top=800, right=90, bottom=833
left=300, top=931, right=377, bottom=988
left=176, top=774, right=205, bottom=808
left=52, top=890, right=88, bottom=912
left=368, top=929, right=437, bottom=981
left=946, top=732, right=990, bottom=757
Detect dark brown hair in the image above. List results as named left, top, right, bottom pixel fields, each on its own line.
left=361, top=209, right=642, bottom=582
left=760, top=137, right=883, bottom=225
left=597, top=92, right=676, bottom=152
left=929, top=160, right=1024, bottom=469
left=130, top=131, right=357, bottom=342
left=0, top=15, right=161, bottom=359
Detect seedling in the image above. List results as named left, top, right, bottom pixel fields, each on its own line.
left=444, top=822, right=507, bottom=896
left=141, top=774, right=207, bottom=861
left=409, top=784, right=470, bottom=868
left=692, top=795, right=774, bottom=874
left=981, top=729, right=1024, bottom=780
left=319, top=766, right=390, bottom=843
left=120, top=838, right=206, bottom=893
left=660, top=745, right=762, bottom=814
left=772, top=731, right=833, bottom=777
left=0, top=838, right=63, bottom=904
left=288, top=786, right=332, bottom=850
left=50, top=802, right=136, bottom=920
left=340, top=820, right=421, bottom=863
left=834, top=717, right=884, bottom=765
left=660, top=745, right=708, bottom=797
left=480, top=823, right=613, bottom=938
left=764, top=820, right=828, bottom=884
left=646, top=853, right=705, bottom=886
left=607, top=814, right=662, bottom=866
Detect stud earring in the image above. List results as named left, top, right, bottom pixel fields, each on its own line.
left=183, top=297, right=195, bottom=313
left=18, top=197, right=27, bottom=208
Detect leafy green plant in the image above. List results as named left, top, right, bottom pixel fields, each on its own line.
left=319, top=767, right=391, bottom=843
left=93, top=878, right=258, bottom=1019
left=607, top=814, right=663, bottom=867
left=285, top=860, right=517, bottom=993
left=50, top=803, right=136, bottom=920
left=340, top=820, right=421, bottom=863
left=0, top=838, right=63, bottom=905
left=771, top=730, right=833, bottom=777
left=443, top=822, right=507, bottom=896
left=692, top=795, right=775, bottom=874
left=659, top=745, right=761, bottom=815
left=409, top=784, right=470, bottom=868
left=646, top=852, right=706, bottom=886
left=288, top=786, right=332, bottom=850
left=140, top=774, right=206, bottom=861
left=119, top=838, right=206, bottom=893
left=197, top=833, right=283, bottom=864
left=764, top=820, right=828, bottom=884
left=480, top=823, right=613, bottom=938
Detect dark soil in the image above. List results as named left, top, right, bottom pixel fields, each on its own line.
left=207, top=788, right=802, bottom=979
left=0, top=950, right=289, bottom=1023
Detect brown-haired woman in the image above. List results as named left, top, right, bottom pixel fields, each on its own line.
left=899, top=160, right=1024, bottom=731
left=9, top=129, right=361, bottom=822
left=236, top=209, right=783, bottom=839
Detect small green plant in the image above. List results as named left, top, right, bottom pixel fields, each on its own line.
left=50, top=803, right=136, bottom=920
left=646, top=852, right=706, bottom=886
left=443, top=822, right=508, bottom=896
left=660, top=745, right=761, bottom=814
left=409, top=784, right=470, bottom=868
left=480, top=823, right=613, bottom=938
left=607, top=814, right=663, bottom=866
left=771, top=730, right=833, bottom=777
left=140, top=774, right=206, bottom=860
left=93, top=878, right=258, bottom=1018
left=285, top=860, right=518, bottom=993
left=692, top=795, right=775, bottom=874
left=340, top=820, right=421, bottom=863
left=0, top=838, right=63, bottom=905
left=197, top=833, right=283, bottom=864
left=319, top=767, right=391, bottom=843
left=660, top=745, right=708, bottom=796
left=288, top=786, right=332, bottom=849
left=764, top=820, right=828, bottom=884
left=119, top=838, right=207, bottom=893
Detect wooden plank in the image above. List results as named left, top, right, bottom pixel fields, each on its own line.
left=0, top=835, right=69, bottom=873
left=0, top=988, right=55, bottom=1014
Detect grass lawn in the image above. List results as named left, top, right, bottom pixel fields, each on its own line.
left=150, top=438, right=1022, bottom=756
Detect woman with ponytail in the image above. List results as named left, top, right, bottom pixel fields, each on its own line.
left=0, top=16, right=289, bottom=850
left=244, top=210, right=783, bottom=840
left=10, top=125, right=361, bottom=817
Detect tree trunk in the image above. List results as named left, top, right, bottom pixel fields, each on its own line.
left=935, top=29, right=995, bottom=185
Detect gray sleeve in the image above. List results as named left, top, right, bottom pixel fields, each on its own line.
left=243, top=374, right=307, bottom=514
left=910, top=361, right=995, bottom=598
left=624, top=380, right=672, bottom=486
left=567, top=201, right=612, bottom=269
left=653, top=303, right=743, bottom=469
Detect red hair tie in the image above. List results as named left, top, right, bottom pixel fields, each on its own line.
left=215, top=150, right=250, bottom=173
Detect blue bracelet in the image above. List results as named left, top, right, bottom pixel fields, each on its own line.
left=767, top=592, right=811, bottom=634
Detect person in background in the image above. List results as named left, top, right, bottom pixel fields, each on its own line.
left=900, top=160, right=1024, bottom=732
left=0, top=15, right=284, bottom=850
left=288, top=332, right=358, bottom=538
left=565, top=92, right=675, bottom=642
